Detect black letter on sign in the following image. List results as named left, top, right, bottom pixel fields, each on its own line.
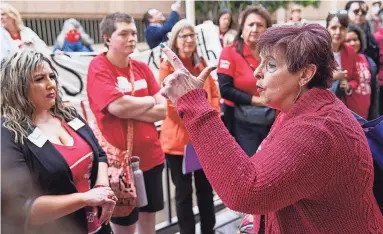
left=200, top=29, right=216, bottom=60
left=51, top=54, right=83, bottom=97
left=148, top=50, right=159, bottom=69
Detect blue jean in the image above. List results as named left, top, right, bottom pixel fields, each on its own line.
left=233, top=120, right=271, bottom=157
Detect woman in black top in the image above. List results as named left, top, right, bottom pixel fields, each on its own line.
left=1, top=51, right=116, bottom=234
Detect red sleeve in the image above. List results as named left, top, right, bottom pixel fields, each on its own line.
left=217, top=47, right=236, bottom=77
left=87, top=57, right=123, bottom=113
left=349, top=52, right=360, bottom=90
left=138, top=61, right=160, bottom=96
left=177, top=89, right=334, bottom=214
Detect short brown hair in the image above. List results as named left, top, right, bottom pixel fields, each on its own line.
left=235, top=4, right=272, bottom=54
left=257, top=23, right=335, bottom=89
left=326, top=11, right=349, bottom=28
left=100, top=12, right=134, bottom=48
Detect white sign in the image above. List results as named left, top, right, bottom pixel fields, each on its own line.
left=52, top=22, right=222, bottom=123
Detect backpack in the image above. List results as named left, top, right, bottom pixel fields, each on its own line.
left=352, top=112, right=383, bottom=212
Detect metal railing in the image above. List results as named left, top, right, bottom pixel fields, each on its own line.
left=23, top=17, right=146, bottom=46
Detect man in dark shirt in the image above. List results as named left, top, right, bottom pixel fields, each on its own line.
left=143, top=2, right=180, bottom=49
left=346, top=0, right=380, bottom=70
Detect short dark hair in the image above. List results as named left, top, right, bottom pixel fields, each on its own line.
left=235, top=4, right=272, bottom=54
left=373, top=1, right=382, bottom=7
left=326, top=12, right=349, bottom=28
left=257, top=23, right=335, bottom=89
left=347, top=24, right=367, bottom=53
left=215, top=8, right=234, bottom=30
left=100, top=12, right=134, bottom=48
left=345, top=1, right=365, bottom=11
left=142, top=9, right=154, bottom=27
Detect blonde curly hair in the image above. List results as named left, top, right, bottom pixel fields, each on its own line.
left=1, top=50, right=76, bottom=143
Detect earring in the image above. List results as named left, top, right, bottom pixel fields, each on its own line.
left=293, top=83, right=303, bottom=104
left=241, top=34, right=244, bottom=38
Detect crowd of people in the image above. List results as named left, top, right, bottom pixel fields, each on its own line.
left=1, top=1, right=383, bottom=234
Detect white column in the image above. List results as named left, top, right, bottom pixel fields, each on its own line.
left=332, top=0, right=338, bottom=11
left=185, top=0, right=195, bottom=25
left=276, top=7, right=287, bottom=24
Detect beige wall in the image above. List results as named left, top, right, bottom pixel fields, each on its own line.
left=3, top=0, right=380, bottom=21
left=3, top=0, right=183, bottom=18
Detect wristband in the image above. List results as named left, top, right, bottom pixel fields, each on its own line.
left=94, top=184, right=108, bottom=188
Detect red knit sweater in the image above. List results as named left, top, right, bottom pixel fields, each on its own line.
left=177, top=88, right=383, bottom=233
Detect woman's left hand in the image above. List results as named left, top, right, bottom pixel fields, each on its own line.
left=160, top=44, right=217, bottom=104
left=339, top=79, right=350, bottom=90
left=99, top=199, right=116, bottom=225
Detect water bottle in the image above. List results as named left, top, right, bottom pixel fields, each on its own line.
left=131, top=156, right=148, bottom=207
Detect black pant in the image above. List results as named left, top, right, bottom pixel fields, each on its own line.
left=233, top=120, right=271, bottom=157
left=166, top=154, right=215, bottom=234
left=221, top=104, right=235, bottom=136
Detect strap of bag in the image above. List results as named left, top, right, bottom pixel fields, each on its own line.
left=126, top=60, right=135, bottom=163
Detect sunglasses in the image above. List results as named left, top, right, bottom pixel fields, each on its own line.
left=353, top=8, right=368, bottom=16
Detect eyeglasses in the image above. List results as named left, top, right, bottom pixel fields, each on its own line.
left=178, top=33, right=197, bottom=40
left=353, top=8, right=368, bottom=16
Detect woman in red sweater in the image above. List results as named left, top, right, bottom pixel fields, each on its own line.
left=159, top=23, right=383, bottom=233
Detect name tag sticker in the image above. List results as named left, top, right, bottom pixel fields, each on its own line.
left=27, top=127, right=48, bottom=148
left=68, top=118, right=85, bottom=131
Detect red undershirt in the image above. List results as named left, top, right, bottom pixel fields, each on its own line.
left=53, top=121, right=102, bottom=234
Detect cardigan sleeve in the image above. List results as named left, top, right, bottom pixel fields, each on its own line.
left=177, top=89, right=335, bottom=214
left=1, top=125, right=44, bottom=231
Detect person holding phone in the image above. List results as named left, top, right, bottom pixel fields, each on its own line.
left=142, top=1, right=181, bottom=49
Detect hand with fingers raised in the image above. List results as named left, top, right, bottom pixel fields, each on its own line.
left=159, top=43, right=217, bottom=104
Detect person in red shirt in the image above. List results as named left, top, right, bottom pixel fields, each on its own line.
left=1, top=50, right=116, bottom=234
left=87, top=13, right=167, bottom=234
left=217, top=5, right=273, bottom=157
left=346, top=24, right=382, bottom=120
left=345, top=24, right=373, bottom=119
left=373, top=8, right=383, bottom=115
left=160, top=23, right=383, bottom=234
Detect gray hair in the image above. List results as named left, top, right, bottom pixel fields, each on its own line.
left=167, top=19, right=199, bottom=64
left=100, top=12, right=134, bottom=48
left=1, top=50, right=76, bottom=143
left=54, top=18, right=94, bottom=50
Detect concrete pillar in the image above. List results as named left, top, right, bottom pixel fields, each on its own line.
left=185, top=0, right=195, bottom=25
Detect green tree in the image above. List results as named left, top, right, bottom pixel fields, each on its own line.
left=195, top=0, right=320, bottom=23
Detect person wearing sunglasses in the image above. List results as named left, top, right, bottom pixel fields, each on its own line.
left=345, top=1, right=380, bottom=72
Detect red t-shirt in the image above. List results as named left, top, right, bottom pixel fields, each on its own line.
left=374, top=28, right=383, bottom=86
left=347, top=54, right=371, bottom=119
left=53, top=121, right=101, bottom=234
left=87, top=54, right=164, bottom=172
left=217, top=42, right=259, bottom=106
